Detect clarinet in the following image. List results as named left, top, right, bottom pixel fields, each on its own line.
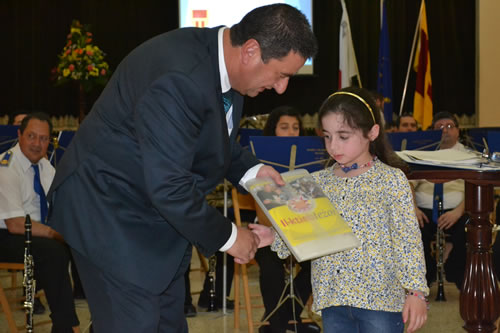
left=23, top=214, right=36, bottom=332
left=207, top=255, right=217, bottom=311
left=435, top=201, right=446, bottom=301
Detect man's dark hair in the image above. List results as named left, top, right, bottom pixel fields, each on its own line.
left=19, top=112, right=53, bottom=134
left=263, top=105, right=304, bottom=136
left=230, top=4, right=317, bottom=63
left=431, top=111, right=459, bottom=129
left=8, top=109, right=29, bottom=125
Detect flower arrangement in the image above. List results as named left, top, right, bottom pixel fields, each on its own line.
left=52, top=20, right=111, bottom=91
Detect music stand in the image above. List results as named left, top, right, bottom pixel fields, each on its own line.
left=249, top=136, right=329, bottom=173
left=0, top=125, right=19, bottom=154
left=387, top=130, right=442, bottom=151
left=249, top=136, right=325, bottom=328
left=47, top=130, right=75, bottom=167
left=237, top=128, right=262, bottom=150
left=462, top=127, right=500, bottom=152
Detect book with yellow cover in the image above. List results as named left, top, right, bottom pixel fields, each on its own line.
left=246, top=169, right=360, bottom=262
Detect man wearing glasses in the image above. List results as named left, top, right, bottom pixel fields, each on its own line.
left=411, top=111, right=468, bottom=290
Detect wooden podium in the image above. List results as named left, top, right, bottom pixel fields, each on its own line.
left=407, top=168, right=500, bottom=333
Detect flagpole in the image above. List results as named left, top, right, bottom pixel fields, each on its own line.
left=399, top=0, right=424, bottom=116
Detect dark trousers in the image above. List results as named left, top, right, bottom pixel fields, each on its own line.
left=72, top=247, right=191, bottom=333
left=0, top=230, right=79, bottom=332
left=255, top=246, right=312, bottom=333
left=419, top=207, right=467, bottom=288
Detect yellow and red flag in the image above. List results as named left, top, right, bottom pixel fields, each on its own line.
left=413, top=0, right=433, bottom=130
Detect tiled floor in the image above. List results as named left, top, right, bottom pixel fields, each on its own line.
left=0, top=254, right=472, bottom=333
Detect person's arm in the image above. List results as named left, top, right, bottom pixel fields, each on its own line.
left=134, top=73, right=258, bottom=263
left=409, top=181, right=429, bottom=227
left=4, top=216, right=63, bottom=241
left=389, top=171, right=429, bottom=328
left=402, top=290, right=428, bottom=333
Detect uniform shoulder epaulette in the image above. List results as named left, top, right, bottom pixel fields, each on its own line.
left=0, top=150, right=13, bottom=167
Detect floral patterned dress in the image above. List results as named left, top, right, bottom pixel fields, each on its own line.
left=271, top=159, right=428, bottom=313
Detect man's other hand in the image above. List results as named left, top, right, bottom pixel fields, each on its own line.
left=256, top=165, right=285, bottom=186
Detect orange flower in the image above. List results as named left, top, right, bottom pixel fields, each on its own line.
left=65, top=49, right=71, bottom=55
left=86, top=50, right=93, bottom=56
left=87, top=65, right=94, bottom=72
left=86, top=32, right=92, bottom=37
left=78, top=48, right=84, bottom=55
left=100, top=69, right=106, bottom=75
left=69, top=64, right=75, bottom=71
left=86, top=38, right=92, bottom=44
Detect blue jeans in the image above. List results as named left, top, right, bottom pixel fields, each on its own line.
left=322, top=306, right=404, bottom=333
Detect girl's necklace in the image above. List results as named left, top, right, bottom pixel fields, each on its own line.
left=338, top=156, right=377, bottom=173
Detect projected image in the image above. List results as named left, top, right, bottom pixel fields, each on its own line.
left=178, top=0, right=313, bottom=74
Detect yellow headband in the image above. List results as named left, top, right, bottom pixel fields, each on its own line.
left=328, top=91, right=376, bottom=124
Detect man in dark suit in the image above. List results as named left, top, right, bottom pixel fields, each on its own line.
left=47, top=4, right=317, bottom=332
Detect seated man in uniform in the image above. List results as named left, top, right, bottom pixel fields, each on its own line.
left=411, top=111, right=468, bottom=289
left=0, top=112, right=80, bottom=333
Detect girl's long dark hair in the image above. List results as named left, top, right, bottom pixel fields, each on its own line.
left=318, top=87, right=408, bottom=172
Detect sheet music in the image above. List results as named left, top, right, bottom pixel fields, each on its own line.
left=396, top=149, right=500, bottom=171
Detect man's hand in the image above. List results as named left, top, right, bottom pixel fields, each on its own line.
left=5, top=217, right=64, bottom=242
left=438, top=208, right=461, bottom=230
left=248, top=223, right=274, bottom=248
left=256, top=165, right=285, bottom=186
left=226, top=226, right=260, bottom=264
left=415, top=207, right=429, bottom=228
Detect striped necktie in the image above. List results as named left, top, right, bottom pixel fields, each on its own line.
left=222, top=90, right=233, bottom=113
left=32, top=164, right=48, bottom=224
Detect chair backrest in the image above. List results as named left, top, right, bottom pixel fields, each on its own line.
left=231, top=188, right=256, bottom=228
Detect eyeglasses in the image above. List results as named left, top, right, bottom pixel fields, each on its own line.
left=435, top=124, right=456, bottom=130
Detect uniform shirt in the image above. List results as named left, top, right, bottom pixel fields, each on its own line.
left=411, top=142, right=467, bottom=210
left=272, top=159, right=429, bottom=313
left=0, top=143, right=55, bottom=228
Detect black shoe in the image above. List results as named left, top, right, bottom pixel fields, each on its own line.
left=33, top=298, right=46, bottom=315
left=184, top=303, right=197, bottom=318
left=287, top=322, right=321, bottom=333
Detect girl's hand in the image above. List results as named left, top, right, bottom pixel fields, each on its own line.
left=248, top=223, right=275, bottom=248
left=402, top=292, right=427, bottom=333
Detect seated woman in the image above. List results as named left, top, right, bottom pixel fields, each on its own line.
left=256, top=106, right=319, bottom=333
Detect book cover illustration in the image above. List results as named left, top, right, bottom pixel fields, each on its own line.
left=246, top=169, right=360, bottom=261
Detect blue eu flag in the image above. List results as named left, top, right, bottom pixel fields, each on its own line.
left=377, top=0, right=393, bottom=124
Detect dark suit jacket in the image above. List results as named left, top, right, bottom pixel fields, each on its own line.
left=48, top=27, right=259, bottom=293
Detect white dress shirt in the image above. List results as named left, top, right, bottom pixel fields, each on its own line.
left=0, top=143, right=55, bottom=228
left=217, top=27, right=263, bottom=251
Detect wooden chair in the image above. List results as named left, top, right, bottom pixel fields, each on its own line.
left=232, top=187, right=263, bottom=332
left=0, top=262, right=50, bottom=333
